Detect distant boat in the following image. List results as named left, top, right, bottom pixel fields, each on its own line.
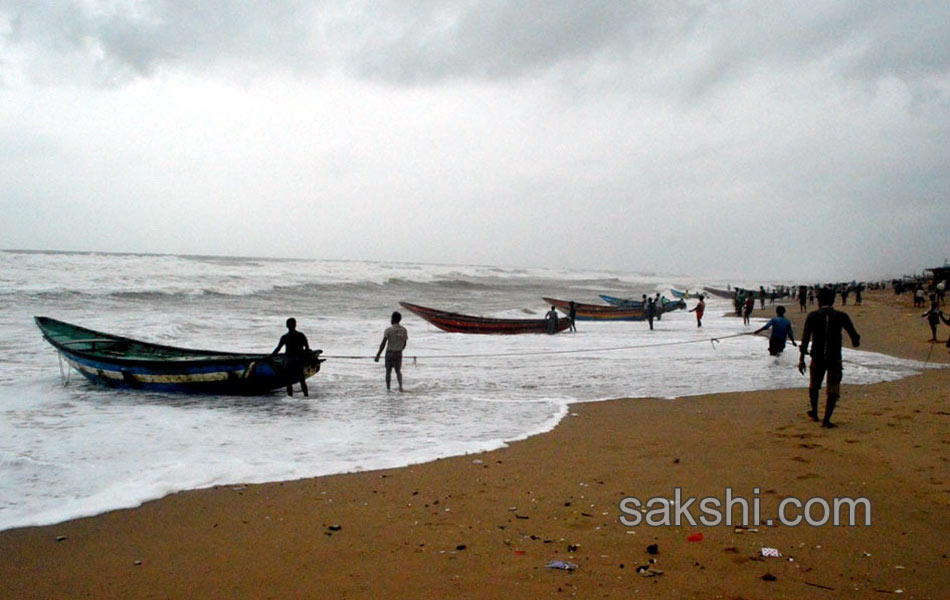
left=703, top=286, right=736, bottom=299
left=598, top=294, right=644, bottom=308
left=542, top=298, right=646, bottom=321
left=600, top=295, right=686, bottom=313
left=399, top=302, right=572, bottom=334
left=670, top=289, right=689, bottom=299
left=35, top=316, right=324, bottom=395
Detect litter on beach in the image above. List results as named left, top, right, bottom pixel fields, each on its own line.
left=546, top=560, right=578, bottom=571
left=761, top=547, right=782, bottom=558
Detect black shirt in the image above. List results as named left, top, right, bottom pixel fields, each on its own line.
left=276, top=330, right=309, bottom=358
left=800, top=307, right=860, bottom=362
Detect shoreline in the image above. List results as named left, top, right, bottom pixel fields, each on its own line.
left=3, top=290, right=949, bottom=599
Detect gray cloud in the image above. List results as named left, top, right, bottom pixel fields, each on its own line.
left=1, top=1, right=326, bottom=84
left=4, top=1, right=950, bottom=98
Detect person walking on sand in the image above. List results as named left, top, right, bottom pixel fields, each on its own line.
left=568, top=301, right=577, bottom=332
left=914, top=286, right=925, bottom=308
left=689, top=294, right=705, bottom=328
left=272, top=317, right=310, bottom=397
left=923, top=296, right=942, bottom=342
left=798, top=285, right=808, bottom=313
left=375, top=311, right=408, bottom=392
left=798, top=287, right=861, bottom=428
left=754, top=305, right=797, bottom=356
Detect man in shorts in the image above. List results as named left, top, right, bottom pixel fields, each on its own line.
left=798, top=288, right=861, bottom=428
left=375, top=311, right=408, bottom=392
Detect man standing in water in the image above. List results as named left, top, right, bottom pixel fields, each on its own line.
left=272, top=317, right=310, bottom=397
left=375, top=311, right=408, bottom=392
left=754, top=305, right=797, bottom=356
left=545, top=305, right=559, bottom=335
left=798, top=287, right=861, bottom=428
left=689, top=294, right=705, bottom=327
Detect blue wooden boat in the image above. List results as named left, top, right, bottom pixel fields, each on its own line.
left=660, top=298, right=687, bottom=311
left=600, top=295, right=686, bottom=312
left=542, top=298, right=646, bottom=321
left=35, top=316, right=324, bottom=395
left=670, top=288, right=691, bottom=299
left=598, top=294, right=644, bottom=308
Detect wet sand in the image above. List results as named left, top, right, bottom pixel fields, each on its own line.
left=2, top=289, right=948, bottom=599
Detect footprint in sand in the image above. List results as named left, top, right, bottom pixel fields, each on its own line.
left=791, top=456, right=811, bottom=463
left=796, top=473, right=820, bottom=480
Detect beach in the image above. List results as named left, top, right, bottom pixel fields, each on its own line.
left=2, top=289, right=948, bottom=599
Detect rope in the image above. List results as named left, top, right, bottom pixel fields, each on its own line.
left=322, top=332, right=753, bottom=362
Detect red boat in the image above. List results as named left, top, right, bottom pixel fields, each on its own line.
left=542, top=298, right=646, bottom=321
left=399, top=302, right=572, bottom=334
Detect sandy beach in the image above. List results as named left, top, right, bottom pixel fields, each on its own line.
left=2, top=289, right=948, bottom=599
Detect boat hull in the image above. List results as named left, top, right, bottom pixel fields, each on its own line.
left=600, top=295, right=686, bottom=313
left=542, top=298, right=646, bottom=321
left=35, top=317, right=324, bottom=395
left=399, top=302, right=571, bottom=334
left=702, top=286, right=736, bottom=299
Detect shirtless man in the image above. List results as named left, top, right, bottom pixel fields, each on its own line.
left=272, top=317, right=310, bottom=397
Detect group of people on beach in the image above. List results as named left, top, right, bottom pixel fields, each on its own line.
left=275, top=281, right=950, bottom=429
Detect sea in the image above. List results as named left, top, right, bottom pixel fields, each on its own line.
left=0, top=250, right=925, bottom=532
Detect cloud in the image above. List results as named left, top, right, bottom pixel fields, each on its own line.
left=4, top=1, right=950, bottom=100
left=1, top=1, right=327, bottom=85
left=1, top=2, right=948, bottom=280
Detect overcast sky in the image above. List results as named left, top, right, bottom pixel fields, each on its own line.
left=2, top=1, right=948, bottom=281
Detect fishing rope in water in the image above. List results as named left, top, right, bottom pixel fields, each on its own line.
left=322, top=331, right=754, bottom=363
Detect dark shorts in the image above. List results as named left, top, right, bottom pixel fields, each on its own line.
left=809, top=359, right=842, bottom=396
left=768, top=338, right=787, bottom=355
left=385, top=350, right=403, bottom=370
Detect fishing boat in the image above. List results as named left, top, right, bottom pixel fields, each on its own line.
left=600, top=295, right=686, bottom=313
left=702, top=286, right=737, bottom=299
left=399, top=302, right=571, bottom=334
left=600, top=294, right=686, bottom=313
left=670, top=288, right=690, bottom=299
left=598, top=294, right=644, bottom=308
left=660, top=298, right=687, bottom=311
left=542, top=298, right=646, bottom=321
left=34, top=316, right=324, bottom=395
